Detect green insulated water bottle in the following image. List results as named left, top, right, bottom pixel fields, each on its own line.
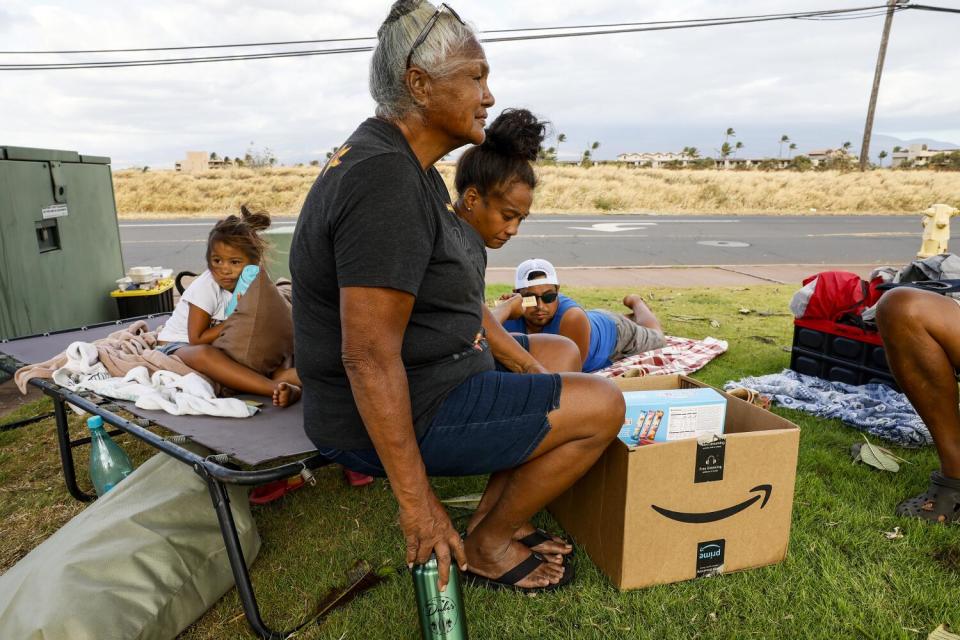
left=87, top=416, right=134, bottom=496
left=412, top=555, right=468, bottom=639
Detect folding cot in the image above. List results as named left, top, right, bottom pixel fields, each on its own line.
left=0, top=314, right=330, bottom=640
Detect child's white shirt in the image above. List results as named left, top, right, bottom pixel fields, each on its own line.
left=157, top=270, right=232, bottom=344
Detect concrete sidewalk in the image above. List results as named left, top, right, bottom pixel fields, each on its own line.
left=485, top=263, right=888, bottom=288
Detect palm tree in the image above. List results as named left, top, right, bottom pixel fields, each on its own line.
left=779, top=135, right=790, bottom=159
left=878, top=150, right=888, bottom=167
left=788, top=142, right=797, bottom=159
left=841, top=141, right=852, bottom=153
left=720, top=142, right=733, bottom=160
left=719, top=128, right=736, bottom=160
left=893, top=145, right=902, bottom=153
left=734, top=141, right=744, bottom=158
left=591, top=140, right=600, bottom=153
left=683, top=146, right=700, bottom=159
left=556, top=133, right=566, bottom=161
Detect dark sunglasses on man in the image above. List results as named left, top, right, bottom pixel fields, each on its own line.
left=519, top=291, right=559, bottom=305
left=406, top=3, right=465, bottom=69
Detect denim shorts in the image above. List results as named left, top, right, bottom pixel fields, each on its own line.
left=318, top=369, right=562, bottom=477
left=156, top=341, right=188, bottom=355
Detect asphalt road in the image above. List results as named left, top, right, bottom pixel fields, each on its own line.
left=119, top=214, right=944, bottom=273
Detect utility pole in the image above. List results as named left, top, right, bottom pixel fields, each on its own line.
left=859, top=0, right=902, bottom=171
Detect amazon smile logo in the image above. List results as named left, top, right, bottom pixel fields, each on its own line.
left=651, top=484, right=772, bottom=524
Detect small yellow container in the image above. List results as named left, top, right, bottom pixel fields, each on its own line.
left=110, top=278, right=175, bottom=318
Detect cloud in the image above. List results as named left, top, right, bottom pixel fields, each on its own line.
left=1, top=0, right=956, bottom=167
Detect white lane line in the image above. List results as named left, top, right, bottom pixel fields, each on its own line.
left=531, top=219, right=740, bottom=224
left=510, top=234, right=649, bottom=238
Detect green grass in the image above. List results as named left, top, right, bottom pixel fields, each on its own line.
left=1, top=285, right=957, bottom=639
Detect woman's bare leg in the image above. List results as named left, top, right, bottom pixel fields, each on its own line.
left=463, top=333, right=581, bottom=563
left=463, top=374, right=624, bottom=588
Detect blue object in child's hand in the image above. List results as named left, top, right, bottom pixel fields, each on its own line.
left=224, top=265, right=260, bottom=317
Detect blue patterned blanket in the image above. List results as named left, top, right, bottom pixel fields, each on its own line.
left=725, top=369, right=931, bottom=448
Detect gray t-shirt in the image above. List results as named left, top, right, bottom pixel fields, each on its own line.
left=290, top=118, right=493, bottom=450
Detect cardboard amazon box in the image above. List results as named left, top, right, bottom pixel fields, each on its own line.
left=549, top=374, right=800, bottom=590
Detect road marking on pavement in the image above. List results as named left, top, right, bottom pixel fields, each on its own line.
left=568, top=222, right=658, bottom=233
left=512, top=234, right=648, bottom=238
left=698, top=240, right=751, bottom=248
left=536, top=219, right=739, bottom=224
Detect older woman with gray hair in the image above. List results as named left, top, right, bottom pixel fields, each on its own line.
left=290, top=0, right=624, bottom=593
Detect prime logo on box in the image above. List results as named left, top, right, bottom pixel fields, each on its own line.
left=696, top=539, right=726, bottom=577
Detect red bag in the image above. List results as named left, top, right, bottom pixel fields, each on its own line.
left=801, top=271, right=885, bottom=323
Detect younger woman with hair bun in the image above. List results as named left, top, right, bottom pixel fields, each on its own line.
left=452, top=109, right=583, bottom=377
left=157, top=205, right=301, bottom=407
left=453, top=107, right=545, bottom=250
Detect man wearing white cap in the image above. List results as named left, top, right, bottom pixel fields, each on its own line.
left=494, top=258, right=666, bottom=373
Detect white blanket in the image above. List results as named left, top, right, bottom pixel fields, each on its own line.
left=52, top=342, right=255, bottom=418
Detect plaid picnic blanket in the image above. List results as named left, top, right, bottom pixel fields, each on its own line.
left=593, top=336, right=728, bottom=379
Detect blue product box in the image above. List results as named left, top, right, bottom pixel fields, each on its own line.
left=617, top=388, right=727, bottom=447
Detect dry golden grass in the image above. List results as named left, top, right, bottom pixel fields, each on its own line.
left=113, top=165, right=960, bottom=218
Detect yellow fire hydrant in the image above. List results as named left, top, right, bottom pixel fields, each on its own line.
left=918, top=203, right=960, bottom=258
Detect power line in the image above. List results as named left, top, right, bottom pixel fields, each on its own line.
left=0, top=3, right=939, bottom=71
left=0, top=4, right=897, bottom=55
left=908, top=3, right=960, bottom=13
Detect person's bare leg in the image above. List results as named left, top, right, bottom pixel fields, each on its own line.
left=877, top=289, right=960, bottom=477
left=527, top=334, right=582, bottom=373
left=464, top=334, right=581, bottom=563
left=177, top=345, right=301, bottom=407
left=463, top=374, right=624, bottom=587
left=465, top=469, right=570, bottom=564
left=623, top=294, right=662, bottom=332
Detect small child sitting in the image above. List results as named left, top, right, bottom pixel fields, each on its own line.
left=156, top=205, right=301, bottom=407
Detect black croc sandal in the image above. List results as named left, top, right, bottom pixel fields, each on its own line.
left=896, top=471, right=960, bottom=524
left=462, top=551, right=575, bottom=593
left=518, top=527, right=575, bottom=560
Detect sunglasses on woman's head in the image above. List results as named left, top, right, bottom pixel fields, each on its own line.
left=405, top=3, right=465, bottom=69
left=520, top=291, right=559, bottom=304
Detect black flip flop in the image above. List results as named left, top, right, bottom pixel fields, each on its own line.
left=518, top=527, right=576, bottom=560
left=896, top=470, right=960, bottom=524
left=460, top=528, right=575, bottom=562
left=462, top=551, right=575, bottom=593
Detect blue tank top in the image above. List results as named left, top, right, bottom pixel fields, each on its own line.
left=502, top=294, right=618, bottom=372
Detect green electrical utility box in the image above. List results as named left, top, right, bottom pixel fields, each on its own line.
left=0, top=145, right=124, bottom=340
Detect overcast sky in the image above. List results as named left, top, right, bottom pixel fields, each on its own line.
left=2, top=0, right=958, bottom=167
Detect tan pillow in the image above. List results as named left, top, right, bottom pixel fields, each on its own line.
left=213, top=270, right=293, bottom=375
